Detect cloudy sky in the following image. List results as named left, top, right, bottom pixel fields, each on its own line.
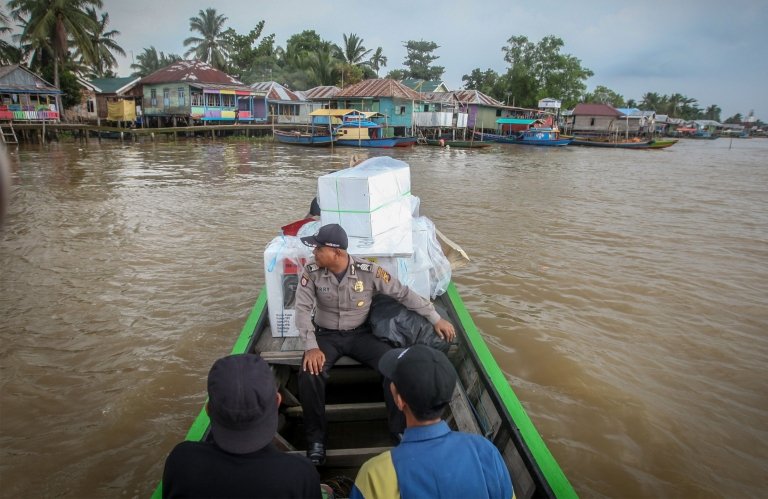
left=99, top=0, right=767, bottom=120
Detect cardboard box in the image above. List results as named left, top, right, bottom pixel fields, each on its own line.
left=318, top=157, right=412, bottom=238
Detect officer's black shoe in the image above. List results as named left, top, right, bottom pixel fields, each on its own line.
left=307, top=442, right=326, bottom=466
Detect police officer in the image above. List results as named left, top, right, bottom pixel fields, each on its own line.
left=296, top=224, right=455, bottom=465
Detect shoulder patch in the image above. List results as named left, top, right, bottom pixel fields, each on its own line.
left=355, top=262, right=373, bottom=272
left=375, top=267, right=391, bottom=283
left=306, top=263, right=320, bottom=272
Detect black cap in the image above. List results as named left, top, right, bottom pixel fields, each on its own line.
left=207, top=354, right=277, bottom=454
left=378, top=345, right=457, bottom=413
left=300, top=223, right=348, bottom=250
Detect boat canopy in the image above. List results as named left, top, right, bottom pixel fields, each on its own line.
left=496, top=118, right=538, bottom=125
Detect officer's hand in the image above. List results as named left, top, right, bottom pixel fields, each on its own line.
left=433, top=319, right=456, bottom=342
left=303, top=348, right=326, bottom=375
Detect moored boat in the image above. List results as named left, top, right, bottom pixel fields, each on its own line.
left=273, top=130, right=336, bottom=146
left=571, top=137, right=677, bottom=149
left=498, top=128, right=572, bottom=147
left=425, top=138, right=493, bottom=148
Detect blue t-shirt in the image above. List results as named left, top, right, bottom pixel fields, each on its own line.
left=352, top=420, right=514, bottom=498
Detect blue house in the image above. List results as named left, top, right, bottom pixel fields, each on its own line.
left=332, top=79, right=423, bottom=136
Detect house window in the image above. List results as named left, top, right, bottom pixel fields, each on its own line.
left=206, top=93, right=220, bottom=107
left=496, top=109, right=502, bottom=116
left=86, top=99, right=95, bottom=113
left=590, top=117, right=595, bottom=126
left=178, top=87, right=185, bottom=106
left=163, top=88, right=170, bottom=108
left=191, top=92, right=202, bottom=106
left=424, top=104, right=429, bottom=112
left=150, top=89, right=157, bottom=106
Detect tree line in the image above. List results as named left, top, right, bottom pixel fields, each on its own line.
left=0, top=2, right=751, bottom=124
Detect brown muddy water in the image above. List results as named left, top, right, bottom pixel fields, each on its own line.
left=1, top=137, right=766, bottom=498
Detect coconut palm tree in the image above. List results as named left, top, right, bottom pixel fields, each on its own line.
left=74, top=7, right=124, bottom=78
left=339, top=33, right=371, bottom=66
left=183, top=8, right=229, bottom=69
left=0, top=6, right=21, bottom=64
left=306, top=41, right=340, bottom=87
left=369, top=47, right=387, bottom=77
left=8, top=0, right=101, bottom=89
left=130, top=46, right=181, bottom=77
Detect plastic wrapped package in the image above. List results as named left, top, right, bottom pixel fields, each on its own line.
left=413, top=216, right=452, bottom=298
left=264, top=236, right=313, bottom=337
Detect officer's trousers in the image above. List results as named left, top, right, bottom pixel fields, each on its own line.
left=298, top=328, right=405, bottom=445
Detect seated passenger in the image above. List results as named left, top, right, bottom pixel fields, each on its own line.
left=351, top=345, right=514, bottom=499
left=162, top=353, right=321, bottom=498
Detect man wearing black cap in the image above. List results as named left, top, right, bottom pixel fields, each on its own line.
left=350, top=345, right=514, bottom=499
left=296, top=223, right=456, bottom=465
left=162, top=354, right=321, bottom=498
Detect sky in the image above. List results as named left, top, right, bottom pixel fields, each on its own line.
left=95, top=0, right=767, bottom=120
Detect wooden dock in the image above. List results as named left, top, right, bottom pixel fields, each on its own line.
left=6, top=122, right=292, bottom=144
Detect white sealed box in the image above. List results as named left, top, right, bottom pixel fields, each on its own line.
left=318, top=157, right=412, bottom=238
left=264, top=236, right=313, bottom=337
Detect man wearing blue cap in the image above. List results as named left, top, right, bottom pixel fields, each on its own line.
left=351, top=345, right=514, bottom=499
left=162, top=354, right=321, bottom=498
left=297, top=223, right=456, bottom=466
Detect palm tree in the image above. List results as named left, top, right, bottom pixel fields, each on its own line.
left=74, top=7, right=124, bottom=78
left=130, top=46, right=181, bottom=77
left=339, top=33, right=371, bottom=66
left=640, top=92, right=662, bottom=111
left=183, top=8, right=229, bottom=69
left=8, top=0, right=101, bottom=89
left=305, top=41, right=340, bottom=87
left=0, top=6, right=21, bottom=64
left=369, top=47, right=387, bottom=77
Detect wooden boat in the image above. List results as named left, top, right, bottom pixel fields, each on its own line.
left=425, top=138, right=493, bottom=149
left=274, top=130, right=336, bottom=146
left=571, top=137, right=677, bottom=149
left=498, top=128, right=572, bottom=147
left=335, top=113, right=401, bottom=148
left=392, top=136, right=418, bottom=147
left=151, top=279, right=575, bottom=499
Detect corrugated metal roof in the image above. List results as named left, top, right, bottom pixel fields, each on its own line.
left=421, top=92, right=458, bottom=104
left=249, top=81, right=302, bottom=102
left=572, top=103, right=621, bottom=117
left=0, top=64, right=60, bottom=93
left=88, top=76, right=140, bottom=94
left=138, top=60, right=246, bottom=87
left=302, top=85, right=341, bottom=100
left=453, top=90, right=503, bottom=107
left=336, top=79, right=422, bottom=100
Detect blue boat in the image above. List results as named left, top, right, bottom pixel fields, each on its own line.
left=498, top=128, right=572, bottom=147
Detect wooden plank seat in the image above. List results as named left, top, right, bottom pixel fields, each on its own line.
left=283, top=402, right=387, bottom=422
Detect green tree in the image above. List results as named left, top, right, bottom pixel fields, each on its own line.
left=583, top=85, right=625, bottom=107
left=402, top=40, right=444, bottom=80
left=339, top=33, right=371, bottom=66
left=305, top=41, right=341, bottom=87
left=501, top=35, right=592, bottom=108
left=280, top=30, right=341, bottom=89
left=369, top=47, right=387, bottom=77
left=385, top=68, right=407, bottom=81
left=724, top=113, right=742, bottom=124
left=0, top=7, right=21, bottom=64
left=703, top=105, right=721, bottom=121
left=183, top=7, right=229, bottom=69
left=626, top=99, right=637, bottom=108
left=221, top=21, right=278, bottom=83
left=130, top=46, right=181, bottom=77
left=74, top=7, right=124, bottom=78
left=9, top=0, right=101, bottom=89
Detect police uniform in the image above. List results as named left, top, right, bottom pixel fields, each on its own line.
left=295, top=254, right=442, bottom=446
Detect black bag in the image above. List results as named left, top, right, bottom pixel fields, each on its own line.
left=369, top=295, right=451, bottom=352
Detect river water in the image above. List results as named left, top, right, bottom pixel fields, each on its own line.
left=1, top=137, right=766, bottom=498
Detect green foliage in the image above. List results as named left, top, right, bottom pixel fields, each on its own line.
left=640, top=92, right=701, bottom=119
left=501, top=35, right=592, bottom=108
left=130, top=46, right=181, bottom=77
left=369, top=47, right=387, bottom=77
left=385, top=69, right=407, bottom=81
left=583, top=85, right=625, bottom=107
left=41, top=64, right=79, bottom=108
left=401, top=40, right=444, bottom=80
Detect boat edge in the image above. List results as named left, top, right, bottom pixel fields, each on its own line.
left=445, top=282, right=577, bottom=499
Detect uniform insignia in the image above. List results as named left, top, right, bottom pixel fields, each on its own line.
left=357, top=300, right=365, bottom=307
left=300, top=274, right=309, bottom=287
left=354, top=280, right=364, bottom=292
left=306, top=263, right=320, bottom=272
left=376, top=267, right=391, bottom=283
left=355, top=262, right=373, bottom=272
